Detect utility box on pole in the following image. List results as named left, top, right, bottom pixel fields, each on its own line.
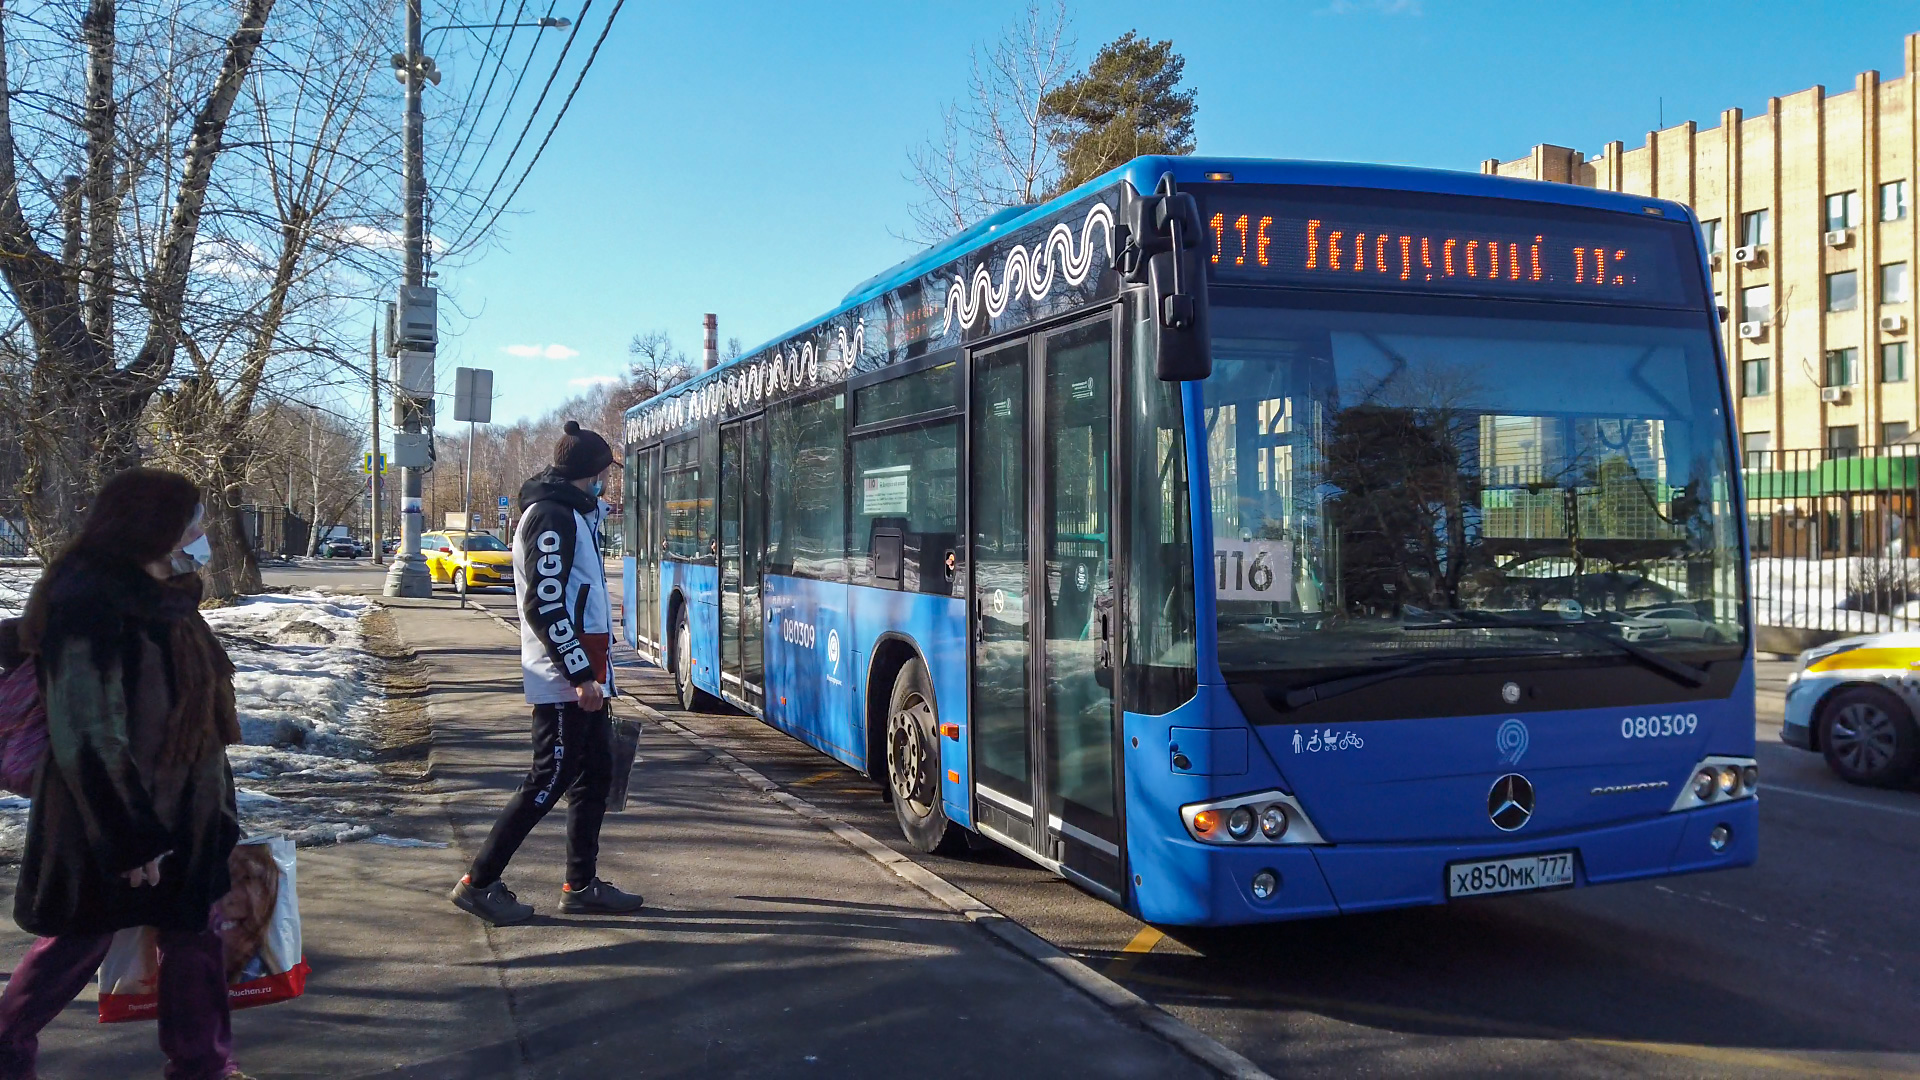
left=394, top=350, right=435, bottom=397
left=396, top=286, right=438, bottom=347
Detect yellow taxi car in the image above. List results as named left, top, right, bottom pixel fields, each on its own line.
left=421, top=531, right=514, bottom=592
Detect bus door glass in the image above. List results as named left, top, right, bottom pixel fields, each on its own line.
left=634, top=445, right=659, bottom=652
left=1039, top=316, right=1120, bottom=890
left=741, top=414, right=766, bottom=705
left=969, top=341, right=1036, bottom=846
left=720, top=421, right=744, bottom=698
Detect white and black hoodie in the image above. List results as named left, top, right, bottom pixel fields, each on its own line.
left=514, top=469, right=614, bottom=705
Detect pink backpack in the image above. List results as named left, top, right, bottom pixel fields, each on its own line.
left=0, top=658, right=47, bottom=797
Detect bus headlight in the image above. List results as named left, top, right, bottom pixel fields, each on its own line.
left=1259, top=804, right=1289, bottom=839
left=1226, top=806, right=1255, bottom=840
left=1672, top=755, right=1759, bottom=812
left=1181, top=791, right=1326, bottom=845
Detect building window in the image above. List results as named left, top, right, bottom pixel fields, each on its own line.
left=1884, top=342, right=1909, bottom=384
left=1739, top=284, right=1771, bottom=325
left=1882, top=180, right=1909, bottom=222
left=1883, top=262, right=1910, bottom=304
left=1828, top=425, right=1861, bottom=458
left=1825, top=347, right=1859, bottom=387
left=1742, top=431, right=1773, bottom=471
left=1884, top=422, right=1910, bottom=445
left=1825, top=191, right=1862, bottom=231
left=1741, top=358, right=1770, bottom=397
left=1705, top=219, right=1725, bottom=254
left=1827, top=270, right=1858, bottom=312
left=1741, top=209, right=1770, bottom=247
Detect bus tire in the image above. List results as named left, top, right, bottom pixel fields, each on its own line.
left=671, top=602, right=718, bottom=713
left=886, top=657, right=963, bottom=855
left=1819, top=685, right=1920, bottom=787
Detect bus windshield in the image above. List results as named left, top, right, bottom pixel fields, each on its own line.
left=1201, top=291, right=1745, bottom=676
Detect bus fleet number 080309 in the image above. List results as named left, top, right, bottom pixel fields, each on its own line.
left=1621, top=713, right=1699, bottom=738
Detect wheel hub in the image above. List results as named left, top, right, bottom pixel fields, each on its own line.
left=889, top=695, right=936, bottom=814
left=1831, top=703, right=1897, bottom=773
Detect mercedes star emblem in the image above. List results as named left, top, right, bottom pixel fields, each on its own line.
left=1488, top=773, right=1535, bottom=831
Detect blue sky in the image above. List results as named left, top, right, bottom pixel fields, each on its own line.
left=420, top=0, right=1920, bottom=427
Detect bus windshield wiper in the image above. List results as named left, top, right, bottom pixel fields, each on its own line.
left=1407, top=609, right=1711, bottom=688
left=1277, top=648, right=1562, bottom=710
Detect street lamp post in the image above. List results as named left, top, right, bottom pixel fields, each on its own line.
left=382, top=5, right=569, bottom=599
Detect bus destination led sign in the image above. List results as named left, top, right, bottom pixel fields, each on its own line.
left=1196, top=193, right=1695, bottom=306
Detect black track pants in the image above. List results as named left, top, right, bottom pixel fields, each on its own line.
left=468, top=701, right=613, bottom=890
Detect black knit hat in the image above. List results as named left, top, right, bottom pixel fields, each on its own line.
left=553, top=420, right=614, bottom=480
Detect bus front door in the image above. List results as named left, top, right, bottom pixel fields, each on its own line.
left=718, top=417, right=767, bottom=708
left=969, top=314, right=1122, bottom=899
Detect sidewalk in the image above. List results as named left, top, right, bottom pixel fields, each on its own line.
left=2, top=593, right=1213, bottom=1078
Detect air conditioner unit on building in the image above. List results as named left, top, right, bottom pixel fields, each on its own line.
left=1738, top=321, right=1766, bottom=341
left=1824, top=228, right=1855, bottom=248
left=1733, top=245, right=1764, bottom=267
left=1882, top=313, right=1908, bottom=333
left=1820, top=386, right=1848, bottom=404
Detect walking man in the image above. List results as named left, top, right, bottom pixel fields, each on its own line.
left=450, top=421, right=646, bottom=925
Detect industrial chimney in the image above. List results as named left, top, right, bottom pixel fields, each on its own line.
left=703, top=313, right=719, bottom=370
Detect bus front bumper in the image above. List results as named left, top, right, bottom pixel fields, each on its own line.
left=1129, top=800, right=1758, bottom=926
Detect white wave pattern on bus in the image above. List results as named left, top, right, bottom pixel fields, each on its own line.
left=626, top=321, right=866, bottom=443
left=945, top=202, right=1116, bottom=334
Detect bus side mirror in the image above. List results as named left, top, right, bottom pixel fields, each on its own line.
left=1124, top=189, right=1212, bottom=383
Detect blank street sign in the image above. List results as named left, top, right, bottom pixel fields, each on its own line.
left=453, top=367, right=494, bottom=423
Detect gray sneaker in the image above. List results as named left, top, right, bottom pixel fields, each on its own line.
left=559, top=878, right=645, bottom=914
left=450, top=877, right=534, bottom=925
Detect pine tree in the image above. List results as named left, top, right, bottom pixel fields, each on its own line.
left=1041, top=32, right=1198, bottom=196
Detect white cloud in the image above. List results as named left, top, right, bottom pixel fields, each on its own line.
left=568, top=375, right=622, bottom=388
left=502, top=343, right=580, bottom=360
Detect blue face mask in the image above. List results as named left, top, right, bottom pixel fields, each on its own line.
left=588, top=479, right=604, bottom=498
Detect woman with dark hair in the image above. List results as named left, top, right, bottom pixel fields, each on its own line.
left=0, top=468, right=248, bottom=1080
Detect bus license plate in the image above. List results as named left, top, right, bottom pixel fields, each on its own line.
left=1447, top=852, right=1575, bottom=899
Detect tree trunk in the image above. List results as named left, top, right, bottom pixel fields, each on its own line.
left=203, top=452, right=262, bottom=600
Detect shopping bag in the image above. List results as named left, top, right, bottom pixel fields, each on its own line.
left=607, top=714, right=641, bottom=812
left=98, top=835, right=309, bottom=1022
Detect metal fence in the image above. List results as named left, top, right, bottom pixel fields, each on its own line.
left=1745, top=444, right=1920, bottom=636
left=0, top=499, right=28, bottom=559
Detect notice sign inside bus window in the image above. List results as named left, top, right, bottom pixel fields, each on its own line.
left=1196, top=189, right=1698, bottom=307
left=863, top=469, right=911, bottom=515
left=1216, top=540, right=1292, bottom=602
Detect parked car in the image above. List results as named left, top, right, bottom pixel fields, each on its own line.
left=382, top=536, right=400, bottom=555
left=1783, top=631, right=1920, bottom=787
left=421, top=531, right=514, bottom=591
left=322, top=536, right=360, bottom=559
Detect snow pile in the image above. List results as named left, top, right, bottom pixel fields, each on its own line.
left=0, top=568, right=35, bottom=619
left=0, top=579, right=423, bottom=856
left=1751, top=557, right=1920, bottom=634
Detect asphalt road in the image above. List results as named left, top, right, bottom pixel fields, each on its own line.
left=276, top=560, right=1920, bottom=1079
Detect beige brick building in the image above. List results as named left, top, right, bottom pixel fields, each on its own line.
left=1483, top=32, right=1920, bottom=462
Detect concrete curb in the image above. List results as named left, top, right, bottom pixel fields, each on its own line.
left=450, top=596, right=1273, bottom=1080
left=623, top=701, right=1276, bottom=1080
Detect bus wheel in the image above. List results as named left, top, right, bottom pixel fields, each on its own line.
left=672, top=604, right=717, bottom=712
left=886, top=658, right=963, bottom=855
left=1820, top=685, right=1920, bottom=787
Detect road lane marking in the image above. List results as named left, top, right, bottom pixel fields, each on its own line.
left=792, top=769, right=847, bottom=786
left=1124, top=971, right=1919, bottom=1077
left=1764, top=785, right=1920, bottom=820
left=1104, top=926, right=1165, bottom=980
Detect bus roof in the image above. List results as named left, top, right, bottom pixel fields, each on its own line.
left=627, top=155, right=1694, bottom=421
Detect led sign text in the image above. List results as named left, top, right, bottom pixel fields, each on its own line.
left=1208, top=212, right=1638, bottom=289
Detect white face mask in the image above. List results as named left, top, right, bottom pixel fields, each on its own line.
left=171, top=533, right=213, bottom=575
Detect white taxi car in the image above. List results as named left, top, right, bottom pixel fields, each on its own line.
left=1783, top=632, right=1920, bottom=787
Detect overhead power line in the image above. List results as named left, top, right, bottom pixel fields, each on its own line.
left=444, top=0, right=623, bottom=256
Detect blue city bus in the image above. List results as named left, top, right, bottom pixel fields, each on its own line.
left=620, top=156, right=1757, bottom=925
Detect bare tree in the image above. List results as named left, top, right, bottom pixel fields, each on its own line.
left=0, top=0, right=281, bottom=558
left=903, top=0, right=1075, bottom=242
left=627, top=329, right=693, bottom=399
